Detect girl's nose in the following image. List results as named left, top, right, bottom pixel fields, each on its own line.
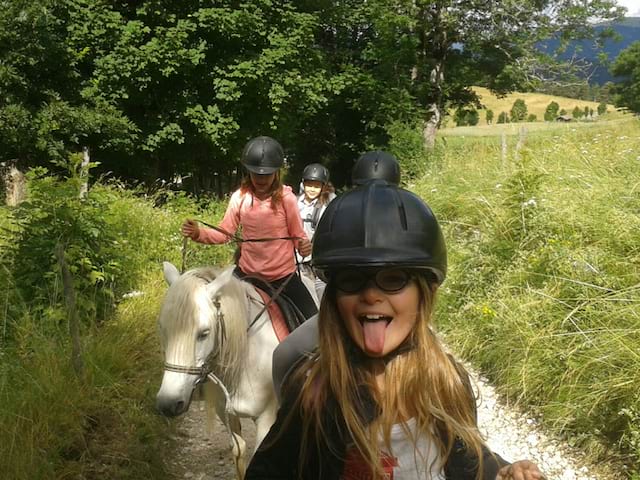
left=359, top=281, right=384, bottom=303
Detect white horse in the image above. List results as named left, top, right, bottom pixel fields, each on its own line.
left=156, top=262, right=315, bottom=479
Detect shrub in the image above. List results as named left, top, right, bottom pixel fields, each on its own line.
left=544, top=101, right=560, bottom=121
left=486, top=109, right=494, bottom=124
left=510, top=98, right=528, bottom=122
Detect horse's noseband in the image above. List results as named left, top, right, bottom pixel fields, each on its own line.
left=163, top=297, right=226, bottom=386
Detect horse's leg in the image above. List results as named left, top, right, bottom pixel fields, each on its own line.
left=228, top=414, right=247, bottom=480
left=205, top=383, right=247, bottom=480
left=253, top=396, right=278, bottom=451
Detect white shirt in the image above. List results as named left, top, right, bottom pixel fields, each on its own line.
left=341, top=418, right=445, bottom=480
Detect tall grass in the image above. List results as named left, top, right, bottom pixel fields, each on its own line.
left=0, top=178, right=234, bottom=479
left=414, top=118, right=640, bottom=473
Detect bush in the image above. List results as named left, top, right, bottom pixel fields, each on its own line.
left=497, top=111, right=509, bottom=124
left=386, top=120, right=429, bottom=181
left=486, top=109, right=494, bottom=124
left=598, top=102, right=608, bottom=115
left=544, top=101, right=560, bottom=121
left=510, top=98, right=528, bottom=122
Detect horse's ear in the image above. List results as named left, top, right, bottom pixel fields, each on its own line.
left=163, top=262, right=181, bottom=285
left=206, top=267, right=234, bottom=297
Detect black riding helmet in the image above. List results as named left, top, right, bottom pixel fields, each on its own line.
left=241, top=136, right=284, bottom=174
left=302, top=163, right=330, bottom=184
left=312, top=181, right=447, bottom=284
left=351, top=150, right=401, bottom=186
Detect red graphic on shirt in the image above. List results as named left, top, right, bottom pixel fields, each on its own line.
left=341, top=447, right=398, bottom=480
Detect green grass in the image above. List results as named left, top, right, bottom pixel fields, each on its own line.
left=1, top=117, right=639, bottom=477
left=414, top=116, right=640, bottom=474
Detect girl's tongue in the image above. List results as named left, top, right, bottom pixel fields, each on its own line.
left=362, top=319, right=388, bottom=355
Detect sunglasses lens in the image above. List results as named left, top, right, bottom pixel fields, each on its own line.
left=376, top=269, right=410, bottom=291
left=334, top=270, right=368, bottom=293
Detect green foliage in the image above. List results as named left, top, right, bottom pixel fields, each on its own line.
left=572, top=105, right=584, bottom=118
left=497, top=111, right=509, bottom=124
left=611, top=41, right=640, bottom=113
left=598, top=101, right=608, bottom=115
left=386, top=120, right=427, bottom=181
left=544, top=101, right=560, bottom=121
left=417, top=119, right=640, bottom=474
left=527, top=114, right=537, bottom=122
left=485, top=109, right=494, bottom=124
left=510, top=98, right=528, bottom=122
left=454, top=108, right=479, bottom=127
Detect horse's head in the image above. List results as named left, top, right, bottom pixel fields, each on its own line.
left=156, top=262, right=242, bottom=417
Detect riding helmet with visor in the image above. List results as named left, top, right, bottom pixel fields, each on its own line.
left=241, top=136, right=284, bottom=175
left=312, top=181, right=446, bottom=287
left=302, top=163, right=330, bottom=184
left=351, top=150, right=401, bottom=186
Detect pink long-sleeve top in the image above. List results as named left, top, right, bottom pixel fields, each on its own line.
left=194, top=185, right=307, bottom=281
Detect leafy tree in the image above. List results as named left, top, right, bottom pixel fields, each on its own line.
left=510, top=99, right=528, bottom=122
left=453, top=108, right=479, bottom=126
left=485, top=109, right=494, bottom=124
left=466, top=109, right=479, bottom=126
left=378, top=0, right=624, bottom=147
left=559, top=108, right=567, bottom=115
left=497, top=112, right=509, bottom=124
left=610, top=41, right=640, bottom=114
left=583, top=105, right=590, bottom=117
left=527, top=114, right=537, bottom=122
left=544, top=101, right=560, bottom=121
left=597, top=102, right=608, bottom=115
left=0, top=1, right=136, bottom=170
left=454, top=108, right=469, bottom=126
left=572, top=106, right=584, bottom=119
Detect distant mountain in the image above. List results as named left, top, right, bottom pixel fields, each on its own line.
left=538, top=17, right=640, bottom=85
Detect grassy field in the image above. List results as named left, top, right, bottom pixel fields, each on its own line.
left=442, top=86, right=628, bottom=130
left=1, top=115, right=639, bottom=478
left=412, top=116, right=640, bottom=476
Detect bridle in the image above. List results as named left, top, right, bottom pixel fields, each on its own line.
left=162, top=298, right=226, bottom=386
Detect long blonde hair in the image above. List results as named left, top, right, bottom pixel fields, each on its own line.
left=293, top=275, right=488, bottom=479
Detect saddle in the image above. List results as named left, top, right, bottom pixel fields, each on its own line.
left=242, top=275, right=308, bottom=340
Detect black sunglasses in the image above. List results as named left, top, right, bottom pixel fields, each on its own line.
left=333, top=268, right=413, bottom=294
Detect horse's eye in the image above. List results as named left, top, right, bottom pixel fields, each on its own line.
left=197, top=329, right=210, bottom=340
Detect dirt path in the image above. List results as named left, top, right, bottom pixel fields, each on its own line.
left=163, top=403, right=256, bottom=480
left=163, top=372, right=622, bottom=480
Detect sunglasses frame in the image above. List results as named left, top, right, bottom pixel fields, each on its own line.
left=332, top=268, right=413, bottom=294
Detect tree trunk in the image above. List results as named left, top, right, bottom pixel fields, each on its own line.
left=79, top=146, right=90, bottom=199
left=3, top=162, right=27, bottom=206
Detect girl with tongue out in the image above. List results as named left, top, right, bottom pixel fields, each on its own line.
left=246, top=181, right=544, bottom=480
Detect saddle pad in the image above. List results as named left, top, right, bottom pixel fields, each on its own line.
left=255, top=288, right=289, bottom=342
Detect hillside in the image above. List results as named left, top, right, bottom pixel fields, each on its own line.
left=442, top=87, right=626, bottom=132
left=538, top=17, right=640, bottom=84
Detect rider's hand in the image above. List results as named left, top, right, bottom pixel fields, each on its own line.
left=181, top=219, right=200, bottom=240
left=297, top=237, right=312, bottom=257
left=496, top=460, right=546, bottom=480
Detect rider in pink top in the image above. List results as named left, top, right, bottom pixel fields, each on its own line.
left=181, top=136, right=318, bottom=320
left=194, top=184, right=306, bottom=281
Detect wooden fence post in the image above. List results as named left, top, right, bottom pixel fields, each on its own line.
left=55, top=243, right=85, bottom=379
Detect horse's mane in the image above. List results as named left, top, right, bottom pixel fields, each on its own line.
left=159, top=266, right=249, bottom=394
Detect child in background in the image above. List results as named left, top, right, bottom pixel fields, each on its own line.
left=246, top=181, right=545, bottom=480
left=297, top=163, right=335, bottom=299
left=181, top=136, right=318, bottom=321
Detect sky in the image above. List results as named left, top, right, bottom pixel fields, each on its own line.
left=616, top=0, right=640, bottom=17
